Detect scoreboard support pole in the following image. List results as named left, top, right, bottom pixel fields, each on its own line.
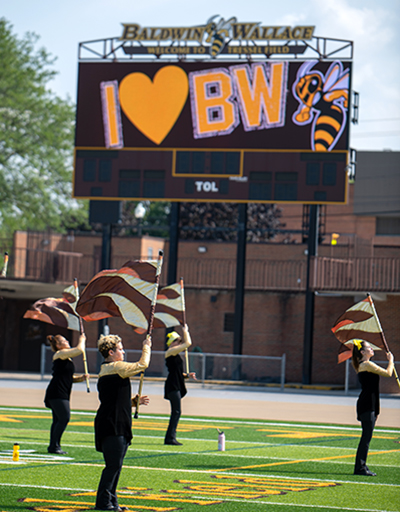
left=165, top=202, right=180, bottom=347
left=233, top=203, right=248, bottom=375
left=302, top=204, right=319, bottom=385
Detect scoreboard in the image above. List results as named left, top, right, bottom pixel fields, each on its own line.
left=74, top=59, right=351, bottom=204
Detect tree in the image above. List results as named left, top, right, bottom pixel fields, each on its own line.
left=0, top=18, right=88, bottom=239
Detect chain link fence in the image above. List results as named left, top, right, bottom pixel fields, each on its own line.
left=40, top=345, right=286, bottom=390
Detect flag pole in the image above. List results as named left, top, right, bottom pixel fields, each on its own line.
left=1, top=252, right=8, bottom=278
left=180, top=277, right=189, bottom=374
left=74, top=278, right=90, bottom=393
left=367, top=294, right=400, bottom=390
left=134, top=250, right=164, bottom=419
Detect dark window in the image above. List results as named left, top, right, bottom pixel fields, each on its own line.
left=249, top=182, right=272, bottom=200
left=274, top=183, right=297, bottom=200
left=275, top=172, right=298, bottom=182
left=300, top=152, right=346, bottom=161
left=120, top=169, right=140, bottom=180
left=176, top=152, right=191, bottom=174
left=306, top=163, right=320, bottom=186
left=77, top=150, right=118, bottom=159
left=83, top=160, right=96, bottom=182
left=219, top=179, right=229, bottom=194
left=144, top=170, right=165, bottom=180
left=224, top=312, right=235, bottom=332
left=119, top=181, right=140, bottom=197
left=249, top=171, right=272, bottom=181
left=143, top=181, right=165, bottom=198
left=184, top=179, right=195, bottom=194
left=376, top=217, right=400, bottom=235
left=226, top=152, right=240, bottom=175
left=210, top=152, right=224, bottom=174
left=323, top=163, right=337, bottom=186
left=99, top=160, right=112, bottom=182
left=314, top=191, right=327, bottom=201
left=192, top=152, right=205, bottom=174
left=90, top=187, right=103, bottom=196
left=175, top=151, right=240, bottom=175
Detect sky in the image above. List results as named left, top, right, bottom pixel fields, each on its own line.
left=2, top=0, right=400, bottom=152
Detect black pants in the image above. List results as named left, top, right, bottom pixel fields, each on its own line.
left=96, top=435, right=129, bottom=510
left=165, top=390, right=182, bottom=443
left=354, top=412, right=376, bottom=473
left=47, top=399, right=70, bottom=452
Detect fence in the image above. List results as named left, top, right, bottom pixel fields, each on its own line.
left=40, top=345, right=286, bottom=390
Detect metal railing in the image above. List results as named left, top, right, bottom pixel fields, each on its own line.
left=5, top=245, right=400, bottom=292
left=40, top=345, right=286, bottom=390
left=311, top=256, right=400, bottom=292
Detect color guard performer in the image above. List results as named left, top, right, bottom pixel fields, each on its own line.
left=352, top=339, right=394, bottom=476
left=44, top=333, right=88, bottom=454
left=95, top=333, right=151, bottom=511
left=164, top=325, right=196, bottom=445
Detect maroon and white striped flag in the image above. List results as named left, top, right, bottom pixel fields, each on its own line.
left=23, top=297, right=80, bottom=331
left=76, top=260, right=160, bottom=332
left=134, top=282, right=185, bottom=334
left=331, top=297, right=386, bottom=363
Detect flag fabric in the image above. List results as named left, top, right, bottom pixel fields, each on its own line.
left=62, top=284, right=79, bottom=304
left=23, top=297, right=80, bottom=332
left=76, top=260, right=159, bottom=332
left=134, top=282, right=185, bottom=334
left=331, top=297, right=386, bottom=363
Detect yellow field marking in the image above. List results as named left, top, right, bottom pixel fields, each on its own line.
left=257, top=428, right=397, bottom=440
left=68, top=420, right=233, bottom=432
left=71, top=490, right=219, bottom=506
left=173, top=477, right=336, bottom=496
left=21, top=497, right=178, bottom=511
left=0, top=415, right=23, bottom=423
left=211, top=448, right=400, bottom=472
left=0, top=414, right=51, bottom=419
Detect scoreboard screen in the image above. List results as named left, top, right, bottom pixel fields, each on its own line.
left=74, top=60, right=351, bottom=204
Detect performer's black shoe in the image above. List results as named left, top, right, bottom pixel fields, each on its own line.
left=354, top=469, right=376, bottom=476
left=164, top=439, right=182, bottom=446
left=48, top=448, right=67, bottom=455
left=95, top=506, right=121, bottom=511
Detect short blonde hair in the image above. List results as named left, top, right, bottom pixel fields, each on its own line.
left=98, top=334, right=122, bottom=358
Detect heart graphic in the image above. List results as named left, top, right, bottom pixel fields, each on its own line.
left=119, top=66, right=189, bottom=145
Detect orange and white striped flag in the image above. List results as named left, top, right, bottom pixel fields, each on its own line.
left=331, top=297, right=386, bottom=363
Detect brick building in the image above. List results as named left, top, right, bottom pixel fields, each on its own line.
left=0, top=151, right=399, bottom=391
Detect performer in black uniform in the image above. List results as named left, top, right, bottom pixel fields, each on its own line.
left=95, top=333, right=151, bottom=511
left=352, top=339, right=394, bottom=476
left=164, top=325, right=196, bottom=446
left=44, top=333, right=87, bottom=454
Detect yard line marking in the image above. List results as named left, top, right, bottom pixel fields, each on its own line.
left=2, top=466, right=399, bottom=492
left=210, top=448, right=400, bottom=472
left=1, top=482, right=398, bottom=511
left=0, top=406, right=399, bottom=434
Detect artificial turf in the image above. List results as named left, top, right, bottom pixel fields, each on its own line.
left=0, top=405, right=399, bottom=512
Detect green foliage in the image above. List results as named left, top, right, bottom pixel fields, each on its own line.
left=0, top=18, right=88, bottom=238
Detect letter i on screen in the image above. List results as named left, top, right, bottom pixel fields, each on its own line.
left=100, top=80, right=124, bottom=148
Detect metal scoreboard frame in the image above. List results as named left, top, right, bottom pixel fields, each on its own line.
left=73, top=16, right=354, bottom=205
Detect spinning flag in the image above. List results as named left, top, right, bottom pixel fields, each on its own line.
left=76, top=260, right=160, bottom=332
left=23, top=296, right=80, bottom=332
left=134, top=282, right=185, bottom=334
left=331, top=297, right=386, bottom=363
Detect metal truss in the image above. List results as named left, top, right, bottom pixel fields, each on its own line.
left=78, top=35, right=353, bottom=62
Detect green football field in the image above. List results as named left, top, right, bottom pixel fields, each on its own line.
left=0, top=405, right=399, bottom=512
